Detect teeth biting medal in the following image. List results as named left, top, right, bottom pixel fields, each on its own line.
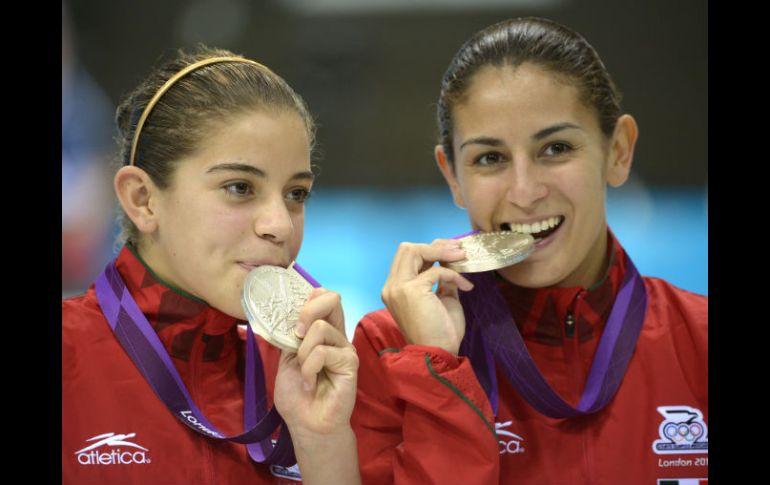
left=240, top=262, right=320, bottom=352
left=445, top=231, right=535, bottom=273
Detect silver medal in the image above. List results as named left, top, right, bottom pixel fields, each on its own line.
left=445, top=231, right=535, bottom=273
left=241, top=265, right=314, bottom=352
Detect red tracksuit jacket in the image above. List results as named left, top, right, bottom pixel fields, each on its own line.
left=352, top=233, right=708, bottom=485
left=62, top=246, right=302, bottom=485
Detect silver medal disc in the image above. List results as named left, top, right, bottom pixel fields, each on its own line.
left=445, top=231, right=535, bottom=273
left=241, top=265, right=314, bottom=352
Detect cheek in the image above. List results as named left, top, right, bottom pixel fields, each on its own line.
left=289, top=212, right=305, bottom=258
left=208, top=207, right=256, bottom=240
left=165, top=197, right=216, bottom=246
left=462, top=175, right=507, bottom=213
left=558, top=164, right=605, bottom=209
left=172, top=206, right=253, bottom=264
left=207, top=201, right=254, bottom=230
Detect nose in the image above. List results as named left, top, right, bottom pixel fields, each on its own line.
left=253, top=194, right=294, bottom=243
left=505, top=159, right=548, bottom=210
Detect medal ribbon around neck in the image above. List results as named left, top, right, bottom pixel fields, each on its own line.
left=94, top=260, right=319, bottom=465
left=457, top=246, right=648, bottom=418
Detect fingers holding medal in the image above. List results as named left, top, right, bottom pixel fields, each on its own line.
left=382, top=232, right=535, bottom=354
left=293, top=286, right=356, bottom=393
left=244, top=264, right=357, bottom=436
left=296, top=287, right=345, bottom=338
left=382, top=239, right=474, bottom=354
left=241, top=264, right=350, bottom=352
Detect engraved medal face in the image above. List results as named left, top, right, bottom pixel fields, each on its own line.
left=445, top=231, right=535, bottom=273
left=241, top=265, right=314, bottom=352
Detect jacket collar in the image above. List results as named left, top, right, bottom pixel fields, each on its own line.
left=112, top=244, right=242, bottom=361
left=495, top=229, right=627, bottom=346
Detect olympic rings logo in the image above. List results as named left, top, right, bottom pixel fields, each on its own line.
left=652, top=405, right=708, bottom=455
left=663, top=421, right=704, bottom=443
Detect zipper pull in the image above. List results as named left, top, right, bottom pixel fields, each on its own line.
left=565, top=311, right=575, bottom=338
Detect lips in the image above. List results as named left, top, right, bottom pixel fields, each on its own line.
left=238, top=260, right=288, bottom=271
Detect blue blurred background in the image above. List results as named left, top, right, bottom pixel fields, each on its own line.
left=62, top=0, right=707, bottom=337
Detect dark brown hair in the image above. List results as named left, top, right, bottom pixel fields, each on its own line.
left=437, top=17, right=622, bottom=165
left=114, top=46, right=315, bottom=244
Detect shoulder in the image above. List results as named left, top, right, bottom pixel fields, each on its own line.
left=641, top=276, right=707, bottom=348
left=358, top=308, right=399, bottom=328
left=637, top=277, right=708, bottom=399
left=353, top=308, right=407, bottom=353
left=62, top=288, right=108, bottom=335
left=643, top=276, right=707, bottom=323
left=62, top=289, right=116, bottom=365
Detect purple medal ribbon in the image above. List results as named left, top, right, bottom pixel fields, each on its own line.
left=292, top=262, right=321, bottom=289
left=94, top=260, right=319, bottom=466
left=458, top=251, right=647, bottom=419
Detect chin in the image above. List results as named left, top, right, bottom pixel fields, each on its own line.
left=210, top=297, right=247, bottom=320
left=225, top=305, right=248, bottom=321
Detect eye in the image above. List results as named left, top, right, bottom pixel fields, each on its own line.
left=542, top=142, right=573, bottom=157
left=286, top=187, right=312, bottom=203
left=474, top=152, right=506, bottom=166
left=223, top=181, right=253, bottom=197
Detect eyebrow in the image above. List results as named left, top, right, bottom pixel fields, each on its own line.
left=458, top=122, right=583, bottom=150
left=459, top=137, right=504, bottom=150
left=532, top=122, right=583, bottom=140
left=206, top=163, right=315, bottom=181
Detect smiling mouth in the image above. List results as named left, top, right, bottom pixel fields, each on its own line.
left=501, top=216, right=564, bottom=242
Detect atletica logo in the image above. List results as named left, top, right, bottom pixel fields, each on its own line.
left=496, top=421, right=525, bottom=455
left=652, top=406, right=708, bottom=455
left=75, top=432, right=151, bottom=465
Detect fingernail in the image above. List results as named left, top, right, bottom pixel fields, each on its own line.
left=294, top=322, right=307, bottom=338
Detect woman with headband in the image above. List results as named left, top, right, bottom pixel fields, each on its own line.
left=62, top=47, right=360, bottom=485
left=351, top=18, right=707, bottom=484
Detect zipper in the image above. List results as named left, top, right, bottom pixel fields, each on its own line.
left=565, top=311, right=575, bottom=338
left=565, top=290, right=587, bottom=339
left=567, top=290, right=592, bottom=483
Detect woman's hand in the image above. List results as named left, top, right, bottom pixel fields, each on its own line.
left=272, top=288, right=360, bottom=484
left=381, top=239, right=474, bottom=355
left=273, top=288, right=357, bottom=435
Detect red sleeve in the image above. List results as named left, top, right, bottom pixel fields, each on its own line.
left=351, top=310, right=499, bottom=485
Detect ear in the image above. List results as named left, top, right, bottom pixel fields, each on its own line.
left=114, top=166, right=161, bottom=235
left=605, top=114, right=639, bottom=188
left=435, top=145, right=466, bottom=209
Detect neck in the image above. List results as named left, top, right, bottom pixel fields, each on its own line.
left=127, top=241, right=207, bottom=305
